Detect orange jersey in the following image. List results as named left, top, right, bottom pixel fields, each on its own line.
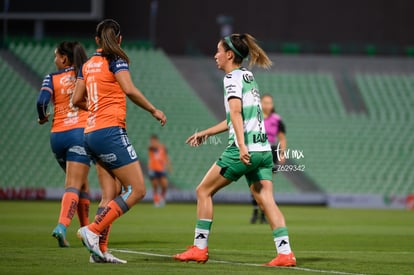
left=40, top=67, right=88, bottom=132
left=78, top=50, right=129, bottom=133
left=148, top=145, right=168, bottom=172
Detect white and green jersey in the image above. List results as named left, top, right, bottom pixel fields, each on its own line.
left=223, top=68, right=271, bottom=152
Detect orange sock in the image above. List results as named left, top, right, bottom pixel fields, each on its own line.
left=88, top=197, right=129, bottom=235
left=58, top=188, right=79, bottom=227
left=153, top=193, right=160, bottom=204
left=77, top=192, right=90, bottom=227
left=94, top=207, right=111, bottom=253
left=99, top=224, right=112, bottom=253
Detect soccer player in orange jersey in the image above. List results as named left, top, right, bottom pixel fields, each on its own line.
left=37, top=41, right=90, bottom=248
left=72, top=19, right=166, bottom=263
left=148, top=134, right=171, bottom=207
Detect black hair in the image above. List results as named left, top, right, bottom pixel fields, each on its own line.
left=95, top=19, right=129, bottom=63
left=56, top=41, right=87, bottom=76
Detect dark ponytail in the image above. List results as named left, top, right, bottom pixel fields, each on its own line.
left=96, top=19, right=129, bottom=63
left=56, top=41, right=87, bottom=76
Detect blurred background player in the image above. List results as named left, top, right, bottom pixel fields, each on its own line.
left=250, top=94, right=287, bottom=224
left=36, top=41, right=90, bottom=247
left=174, top=33, right=296, bottom=267
left=148, top=134, right=171, bottom=207
left=73, top=19, right=166, bottom=262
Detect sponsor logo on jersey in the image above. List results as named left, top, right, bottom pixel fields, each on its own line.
left=87, top=61, right=103, bottom=68
left=116, top=62, right=128, bottom=68
left=59, top=75, right=76, bottom=87
left=42, top=75, right=51, bottom=86
left=253, top=133, right=268, bottom=143
left=85, top=61, right=104, bottom=73
left=226, top=84, right=237, bottom=94
left=251, top=87, right=260, bottom=99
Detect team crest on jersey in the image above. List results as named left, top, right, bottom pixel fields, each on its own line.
left=243, top=73, right=254, bottom=83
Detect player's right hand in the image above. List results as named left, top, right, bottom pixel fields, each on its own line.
left=186, top=132, right=208, bottom=147
left=152, top=109, right=166, bottom=126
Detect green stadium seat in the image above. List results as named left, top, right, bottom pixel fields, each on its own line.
left=4, top=40, right=413, bottom=196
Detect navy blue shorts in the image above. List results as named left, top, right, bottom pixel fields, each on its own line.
left=148, top=170, right=167, bottom=180
left=84, top=126, right=139, bottom=170
left=50, top=128, right=91, bottom=169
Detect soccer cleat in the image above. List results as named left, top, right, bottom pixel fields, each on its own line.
left=52, top=223, right=70, bottom=247
left=264, top=252, right=296, bottom=267
left=90, top=252, right=127, bottom=264
left=89, top=254, right=105, bottom=263
left=173, top=245, right=209, bottom=263
left=260, top=212, right=267, bottom=224
left=157, top=197, right=166, bottom=208
left=77, top=226, right=104, bottom=259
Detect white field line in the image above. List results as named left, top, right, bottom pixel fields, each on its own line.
left=111, top=247, right=414, bottom=255
left=111, top=248, right=368, bottom=275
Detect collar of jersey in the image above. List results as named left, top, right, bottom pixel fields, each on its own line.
left=57, top=66, right=74, bottom=73
left=94, top=48, right=103, bottom=56
left=230, top=67, right=243, bottom=73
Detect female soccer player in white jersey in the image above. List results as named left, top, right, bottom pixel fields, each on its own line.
left=173, top=33, right=296, bottom=267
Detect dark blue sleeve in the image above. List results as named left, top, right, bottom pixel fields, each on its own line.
left=37, top=89, right=51, bottom=120
left=77, top=64, right=84, bottom=79
left=109, top=58, right=129, bottom=74
left=37, top=74, right=53, bottom=120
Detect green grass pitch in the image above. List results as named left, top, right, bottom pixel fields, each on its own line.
left=0, top=201, right=413, bottom=274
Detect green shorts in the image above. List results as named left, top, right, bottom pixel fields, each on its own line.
left=216, top=146, right=273, bottom=186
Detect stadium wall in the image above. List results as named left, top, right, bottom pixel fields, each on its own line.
left=1, top=187, right=413, bottom=210
left=1, top=0, right=414, bottom=55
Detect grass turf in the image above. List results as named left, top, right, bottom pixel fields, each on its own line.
left=0, top=201, right=413, bottom=275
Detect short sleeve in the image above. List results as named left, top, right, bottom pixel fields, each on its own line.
left=109, top=58, right=129, bottom=74
left=224, top=73, right=242, bottom=101
left=278, top=120, right=286, bottom=134
left=40, top=74, right=54, bottom=94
